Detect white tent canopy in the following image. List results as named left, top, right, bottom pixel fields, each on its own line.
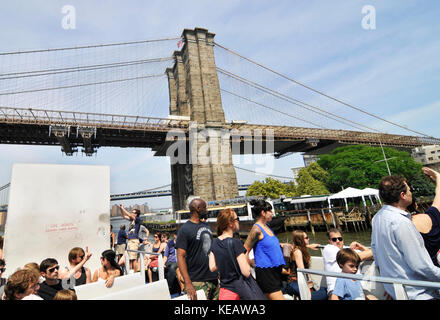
left=361, top=187, right=382, bottom=206
left=328, top=187, right=365, bottom=212
left=328, top=187, right=381, bottom=212
left=328, top=187, right=364, bottom=200
left=361, top=187, right=379, bottom=196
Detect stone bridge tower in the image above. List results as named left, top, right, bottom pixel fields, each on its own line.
left=166, top=28, right=239, bottom=211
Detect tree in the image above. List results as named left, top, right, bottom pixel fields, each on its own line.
left=245, top=163, right=329, bottom=198
left=246, top=177, right=296, bottom=199
left=410, top=172, right=435, bottom=198
left=306, top=162, right=329, bottom=184
left=318, top=144, right=427, bottom=194
left=296, top=167, right=329, bottom=196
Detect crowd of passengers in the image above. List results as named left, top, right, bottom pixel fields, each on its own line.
left=1, top=166, right=440, bottom=300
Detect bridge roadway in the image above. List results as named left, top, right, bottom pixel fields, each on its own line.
left=1, top=106, right=438, bottom=157
left=0, top=184, right=251, bottom=208
left=110, top=184, right=252, bottom=201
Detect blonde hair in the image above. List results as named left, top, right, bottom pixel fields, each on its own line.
left=23, top=262, right=40, bottom=275
left=23, top=262, right=40, bottom=279
left=68, top=247, right=85, bottom=263
left=54, top=289, right=78, bottom=300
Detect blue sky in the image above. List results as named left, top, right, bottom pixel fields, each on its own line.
left=0, top=0, right=439, bottom=209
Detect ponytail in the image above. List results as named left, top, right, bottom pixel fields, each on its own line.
left=250, top=199, right=273, bottom=219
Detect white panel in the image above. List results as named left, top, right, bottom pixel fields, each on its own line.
left=310, top=256, right=326, bottom=289
left=89, top=279, right=171, bottom=300
left=360, top=260, right=386, bottom=300
left=3, top=163, right=110, bottom=277
left=75, top=273, right=145, bottom=300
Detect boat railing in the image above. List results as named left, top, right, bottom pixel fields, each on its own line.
left=124, top=249, right=165, bottom=281
left=296, top=267, right=440, bottom=300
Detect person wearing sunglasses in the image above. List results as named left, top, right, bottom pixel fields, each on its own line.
left=244, top=199, right=286, bottom=300
left=92, top=250, right=122, bottom=288
left=37, top=258, right=73, bottom=300
left=146, top=232, right=167, bottom=283
left=209, top=209, right=253, bottom=300
left=58, top=247, right=92, bottom=287
left=285, top=230, right=328, bottom=300
left=322, top=228, right=372, bottom=298
left=119, top=205, right=142, bottom=272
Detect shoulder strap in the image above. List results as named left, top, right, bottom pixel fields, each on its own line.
left=255, top=223, right=269, bottom=237
left=226, top=238, right=241, bottom=277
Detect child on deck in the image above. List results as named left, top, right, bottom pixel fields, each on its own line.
left=330, top=248, right=377, bottom=300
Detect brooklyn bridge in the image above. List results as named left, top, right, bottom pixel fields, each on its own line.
left=0, top=28, right=438, bottom=210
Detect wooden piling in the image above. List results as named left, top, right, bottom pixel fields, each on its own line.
left=307, top=210, right=315, bottom=236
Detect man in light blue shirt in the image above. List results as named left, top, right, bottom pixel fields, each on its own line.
left=372, top=175, right=440, bottom=300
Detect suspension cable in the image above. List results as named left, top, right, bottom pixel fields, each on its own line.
left=218, top=67, right=377, bottom=133
left=234, top=166, right=294, bottom=180
left=215, top=42, right=435, bottom=139
left=0, top=74, right=166, bottom=96
left=0, top=57, right=173, bottom=80
left=220, top=88, right=325, bottom=129
left=0, top=37, right=180, bottom=56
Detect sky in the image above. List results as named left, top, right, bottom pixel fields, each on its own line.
left=0, top=0, right=439, bottom=209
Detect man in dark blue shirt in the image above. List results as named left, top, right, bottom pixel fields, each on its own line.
left=116, top=225, right=128, bottom=262
left=119, top=205, right=142, bottom=271
left=163, top=233, right=178, bottom=293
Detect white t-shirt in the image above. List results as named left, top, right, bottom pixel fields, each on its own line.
left=22, top=294, right=44, bottom=300
left=322, top=244, right=341, bottom=293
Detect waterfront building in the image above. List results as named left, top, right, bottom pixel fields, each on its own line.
left=412, top=145, right=440, bottom=166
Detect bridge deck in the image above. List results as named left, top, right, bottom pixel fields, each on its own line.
left=0, top=106, right=436, bottom=156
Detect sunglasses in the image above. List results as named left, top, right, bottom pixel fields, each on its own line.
left=78, top=255, right=85, bottom=259
left=304, top=236, right=309, bottom=240
left=331, top=237, right=343, bottom=242
left=233, top=217, right=240, bottom=222
left=47, top=265, right=60, bottom=273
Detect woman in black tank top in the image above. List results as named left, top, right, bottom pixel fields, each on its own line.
left=59, top=247, right=92, bottom=287
left=146, top=233, right=167, bottom=282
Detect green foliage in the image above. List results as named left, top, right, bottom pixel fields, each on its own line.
left=410, top=173, right=435, bottom=198
left=296, top=166, right=329, bottom=195
left=318, top=144, right=426, bottom=194
left=306, top=162, right=329, bottom=184
left=246, top=177, right=296, bottom=198
left=246, top=163, right=329, bottom=198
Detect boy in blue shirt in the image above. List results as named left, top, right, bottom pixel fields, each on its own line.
left=331, top=248, right=378, bottom=300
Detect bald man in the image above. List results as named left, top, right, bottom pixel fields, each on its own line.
left=176, top=198, right=219, bottom=300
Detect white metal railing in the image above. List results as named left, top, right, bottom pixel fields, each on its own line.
left=0, top=106, right=190, bottom=130
left=297, top=268, right=440, bottom=300
left=124, top=249, right=165, bottom=282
